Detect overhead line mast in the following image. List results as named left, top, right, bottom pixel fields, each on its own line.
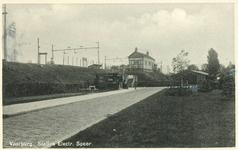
left=2, top=4, right=8, bottom=61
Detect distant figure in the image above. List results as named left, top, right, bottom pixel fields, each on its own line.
left=134, top=80, right=137, bottom=90
left=134, top=75, right=138, bottom=90
left=123, top=80, right=128, bottom=89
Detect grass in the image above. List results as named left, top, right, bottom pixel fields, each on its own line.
left=3, top=61, right=169, bottom=99
left=3, top=61, right=109, bottom=98
left=3, top=61, right=108, bottom=85
left=3, top=89, right=114, bottom=106
left=52, top=89, right=235, bottom=148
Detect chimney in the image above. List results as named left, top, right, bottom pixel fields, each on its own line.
left=146, top=51, right=149, bottom=56
left=135, top=47, right=138, bottom=52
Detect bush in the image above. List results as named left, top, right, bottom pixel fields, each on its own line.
left=197, top=80, right=213, bottom=93
left=211, top=80, right=220, bottom=89
left=3, top=83, right=85, bottom=98
left=164, top=88, right=192, bottom=96
left=221, top=75, right=235, bottom=100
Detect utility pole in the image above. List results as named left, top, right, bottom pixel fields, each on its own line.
left=45, top=54, right=47, bottom=64
left=52, top=44, right=98, bottom=65
left=51, top=44, right=54, bottom=63
left=3, top=4, right=8, bottom=61
left=167, top=65, right=169, bottom=74
left=63, top=51, right=65, bottom=65
left=96, top=41, right=100, bottom=65
left=105, top=56, right=106, bottom=69
left=160, top=61, right=162, bottom=73
left=37, top=38, right=40, bottom=64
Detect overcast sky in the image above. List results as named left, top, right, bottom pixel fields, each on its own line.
left=4, top=3, right=235, bottom=72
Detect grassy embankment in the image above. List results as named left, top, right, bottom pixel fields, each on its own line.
left=127, top=71, right=171, bottom=86
left=2, top=61, right=108, bottom=105
left=53, top=89, right=235, bottom=148
left=3, top=61, right=170, bottom=105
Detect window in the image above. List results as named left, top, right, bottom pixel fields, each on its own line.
left=145, top=61, right=147, bottom=65
left=149, top=62, right=151, bottom=66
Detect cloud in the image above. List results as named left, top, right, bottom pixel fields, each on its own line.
left=5, top=4, right=234, bottom=69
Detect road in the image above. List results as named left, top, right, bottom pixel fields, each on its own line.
left=3, top=87, right=165, bottom=148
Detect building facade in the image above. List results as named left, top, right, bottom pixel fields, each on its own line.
left=128, top=47, right=155, bottom=72
left=171, top=70, right=208, bottom=86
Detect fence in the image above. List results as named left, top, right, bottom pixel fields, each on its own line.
left=138, top=81, right=172, bottom=87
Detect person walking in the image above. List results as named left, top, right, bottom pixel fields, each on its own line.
left=134, top=80, right=137, bottom=90
left=134, top=75, right=138, bottom=90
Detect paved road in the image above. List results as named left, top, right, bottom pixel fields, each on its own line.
left=3, top=88, right=137, bottom=116
left=3, top=87, right=165, bottom=148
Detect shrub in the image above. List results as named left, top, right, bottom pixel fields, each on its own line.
left=211, top=80, right=220, bottom=89
left=221, top=75, right=235, bottom=100
left=164, top=88, right=192, bottom=96
left=197, top=80, right=213, bottom=93
left=164, top=88, right=176, bottom=96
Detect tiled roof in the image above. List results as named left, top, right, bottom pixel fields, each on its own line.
left=128, top=51, right=155, bottom=60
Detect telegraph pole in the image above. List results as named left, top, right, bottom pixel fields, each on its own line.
left=63, top=51, right=65, bottom=65
left=37, top=38, right=40, bottom=64
left=167, top=65, right=169, bottom=74
left=97, top=41, right=100, bottom=65
left=2, top=4, right=8, bottom=61
left=105, top=56, right=106, bottom=69
left=51, top=44, right=54, bottom=63
left=160, top=61, right=162, bottom=73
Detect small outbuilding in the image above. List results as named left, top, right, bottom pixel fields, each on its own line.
left=171, top=70, right=209, bottom=86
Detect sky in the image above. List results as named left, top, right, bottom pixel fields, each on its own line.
left=3, top=3, right=235, bottom=73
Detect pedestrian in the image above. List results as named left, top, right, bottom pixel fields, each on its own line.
left=134, top=80, right=137, bottom=90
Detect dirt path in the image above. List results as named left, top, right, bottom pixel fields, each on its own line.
left=3, top=87, right=165, bottom=148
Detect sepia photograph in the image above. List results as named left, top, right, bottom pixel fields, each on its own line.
left=2, top=1, right=236, bottom=148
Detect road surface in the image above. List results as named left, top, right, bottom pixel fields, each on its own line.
left=3, top=87, right=165, bottom=148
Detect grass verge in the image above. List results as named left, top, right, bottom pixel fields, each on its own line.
left=52, top=89, right=235, bottom=148
left=3, top=89, right=114, bottom=106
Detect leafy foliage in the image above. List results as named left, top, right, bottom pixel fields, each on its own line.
left=172, top=50, right=190, bottom=86
left=221, top=75, right=235, bottom=100
left=207, top=48, right=220, bottom=79
left=197, top=80, right=213, bottom=93
left=201, top=63, right=208, bottom=72
left=187, top=64, right=199, bottom=71
left=172, top=50, right=190, bottom=73
left=7, top=22, right=19, bottom=62
left=217, top=64, right=235, bottom=89
left=164, top=88, right=193, bottom=96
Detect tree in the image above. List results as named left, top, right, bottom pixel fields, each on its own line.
left=218, top=64, right=235, bottom=89
left=111, top=65, right=119, bottom=70
left=219, top=64, right=228, bottom=77
left=221, top=75, right=235, bottom=100
left=201, top=63, right=208, bottom=72
left=187, top=64, right=199, bottom=71
left=7, top=22, right=18, bottom=62
left=207, top=48, right=220, bottom=79
left=172, top=50, right=190, bottom=86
